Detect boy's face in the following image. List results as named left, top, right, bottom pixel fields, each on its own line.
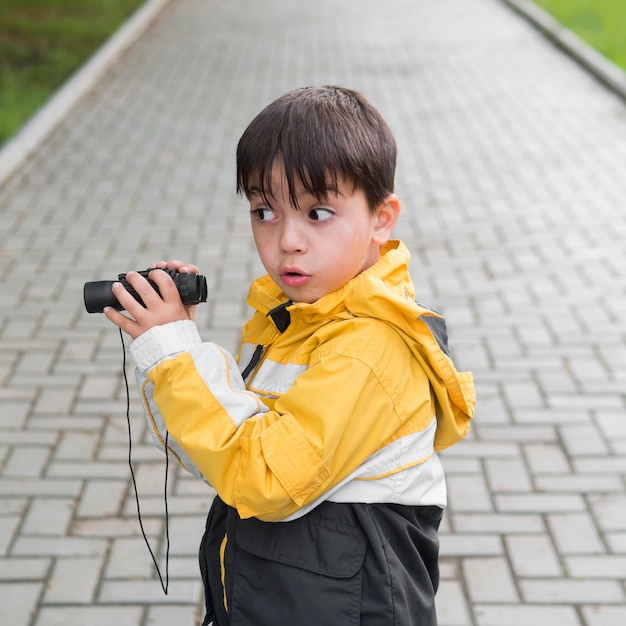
left=248, top=164, right=387, bottom=304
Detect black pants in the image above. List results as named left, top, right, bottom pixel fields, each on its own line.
left=199, top=497, right=442, bottom=626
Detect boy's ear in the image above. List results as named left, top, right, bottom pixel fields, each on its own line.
left=372, top=194, right=401, bottom=245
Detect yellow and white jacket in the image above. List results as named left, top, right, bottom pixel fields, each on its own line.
left=130, top=240, right=475, bottom=522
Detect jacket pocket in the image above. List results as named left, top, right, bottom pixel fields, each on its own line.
left=227, top=502, right=367, bottom=626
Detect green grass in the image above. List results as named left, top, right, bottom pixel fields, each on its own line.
left=0, top=0, right=146, bottom=145
left=3, top=2, right=625, bottom=148
left=532, top=0, right=626, bottom=71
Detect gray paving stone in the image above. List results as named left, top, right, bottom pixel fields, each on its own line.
left=123, top=494, right=211, bottom=517
left=0, top=582, right=43, bottom=626
left=588, top=494, right=626, bottom=532
left=549, top=393, right=623, bottom=410
left=440, top=533, right=503, bottom=557
left=436, top=580, right=473, bottom=626
left=521, top=579, right=625, bottom=604
left=0, top=515, right=20, bottom=555
left=104, top=537, right=155, bottom=579
left=477, top=425, right=557, bottom=443
left=514, top=408, right=592, bottom=425
left=31, top=386, right=77, bottom=415
left=547, top=513, right=607, bottom=555
left=506, top=534, right=563, bottom=577
left=564, top=555, right=626, bottom=578
left=581, top=605, right=626, bottom=626
left=20, top=497, right=74, bottom=535
left=559, top=424, right=609, bottom=456
left=144, top=605, right=202, bottom=626
left=574, top=455, right=626, bottom=474
left=0, top=557, right=50, bottom=581
left=165, top=516, right=208, bottom=556
left=463, top=557, right=519, bottom=602
left=27, top=415, right=104, bottom=432
left=441, top=441, right=520, bottom=460
left=439, top=457, right=483, bottom=475
left=43, top=556, right=102, bottom=604
left=446, top=474, right=494, bottom=512
left=79, top=375, right=120, bottom=399
left=495, top=493, right=586, bottom=513
left=166, top=555, right=202, bottom=579
left=46, top=460, right=129, bottom=479
left=0, top=497, right=27, bottom=516
left=0, top=400, right=31, bottom=429
left=53, top=430, right=101, bottom=460
left=99, top=578, right=202, bottom=604
left=523, top=443, right=571, bottom=473
left=451, top=513, right=545, bottom=534
left=12, top=536, right=108, bottom=557
left=485, top=457, right=533, bottom=492
left=33, top=606, right=144, bottom=626
left=501, top=380, right=544, bottom=408
left=3, top=445, right=51, bottom=477
left=0, top=477, right=81, bottom=497
left=76, top=479, right=127, bottom=518
left=543, top=471, right=624, bottom=492
left=605, top=532, right=626, bottom=553
left=72, top=516, right=162, bottom=538
left=610, top=439, right=626, bottom=455
left=474, top=604, right=582, bottom=626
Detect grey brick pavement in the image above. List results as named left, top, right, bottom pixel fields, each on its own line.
left=1, top=0, right=625, bottom=624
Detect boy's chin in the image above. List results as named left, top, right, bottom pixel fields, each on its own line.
left=282, top=287, right=320, bottom=305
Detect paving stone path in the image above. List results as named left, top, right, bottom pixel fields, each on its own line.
left=1, top=0, right=625, bottom=624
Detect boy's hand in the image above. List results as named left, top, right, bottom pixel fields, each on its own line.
left=148, top=260, right=201, bottom=320
left=103, top=260, right=200, bottom=340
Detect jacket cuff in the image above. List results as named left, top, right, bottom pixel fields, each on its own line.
left=129, top=320, right=202, bottom=371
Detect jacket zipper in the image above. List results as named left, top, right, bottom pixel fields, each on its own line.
left=241, top=301, right=292, bottom=382
left=241, top=344, right=264, bottom=380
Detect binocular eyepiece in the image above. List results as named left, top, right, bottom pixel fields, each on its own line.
left=84, top=268, right=208, bottom=314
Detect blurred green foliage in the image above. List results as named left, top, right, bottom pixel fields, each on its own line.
left=533, top=0, right=626, bottom=71
left=0, top=0, right=145, bottom=145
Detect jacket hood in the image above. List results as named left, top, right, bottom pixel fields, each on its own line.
left=248, top=240, right=475, bottom=449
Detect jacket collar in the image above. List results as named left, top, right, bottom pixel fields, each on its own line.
left=247, top=240, right=414, bottom=319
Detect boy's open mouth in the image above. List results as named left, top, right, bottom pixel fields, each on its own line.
left=280, top=269, right=310, bottom=287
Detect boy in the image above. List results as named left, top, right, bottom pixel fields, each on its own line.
left=104, top=86, right=475, bottom=625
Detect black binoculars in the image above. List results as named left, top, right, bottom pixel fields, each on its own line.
left=84, top=268, right=208, bottom=313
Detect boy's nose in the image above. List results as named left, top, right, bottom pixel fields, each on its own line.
left=279, top=218, right=306, bottom=253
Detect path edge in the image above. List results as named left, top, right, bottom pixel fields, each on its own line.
left=501, top=0, right=626, bottom=102
left=0, top=0, right=173, bottom=187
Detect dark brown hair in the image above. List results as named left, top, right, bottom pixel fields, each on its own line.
left=236, top=86, right=397, bottom=211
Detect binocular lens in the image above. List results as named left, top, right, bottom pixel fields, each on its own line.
left=83, top=281, right=121, bottom=314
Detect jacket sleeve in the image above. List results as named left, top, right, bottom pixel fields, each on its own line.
left=130, top=320, right=269, bottom=484
left=130, top=320, right=433, bottom=521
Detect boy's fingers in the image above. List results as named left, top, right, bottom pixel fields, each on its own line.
left=103, top=306, right=137, bottom=336
left=147, top=269, right=185, bottom=306
left=111, top=276, right=150, bottom=316
left=148, top=260, right=168, bottom=269
left=163, top=259, right=201, bottom=275
left=123, top=271, right=166, bottom=307
left=101, top=267, right=192, bottom=341
left=148, top=268, right=175, bottom=290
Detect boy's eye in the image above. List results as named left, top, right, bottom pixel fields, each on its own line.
left=309, top=207, right=334, bottom=222
left=252, top=208, right=277, bottom=222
